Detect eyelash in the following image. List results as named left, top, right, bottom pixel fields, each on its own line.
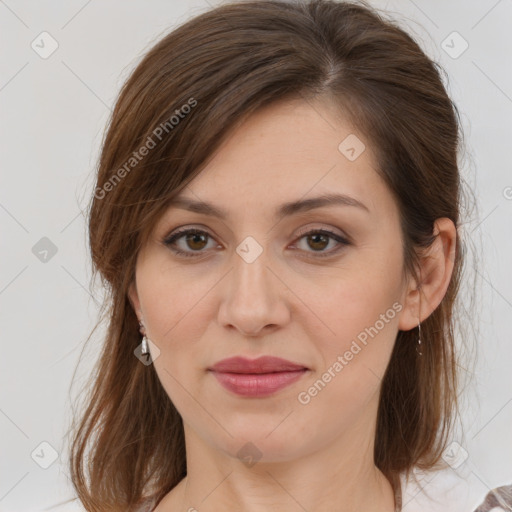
left=162, top=226, right=351, bottom=259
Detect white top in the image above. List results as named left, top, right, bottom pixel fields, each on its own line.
left=397, top=466, right=512, bottom=511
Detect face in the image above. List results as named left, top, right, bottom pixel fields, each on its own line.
left=129, top=98, right=412, bottom=464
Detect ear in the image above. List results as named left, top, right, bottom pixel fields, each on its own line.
left=128, top=281, right=141, bottom=319
left=398, top=217, right=457, bottom=331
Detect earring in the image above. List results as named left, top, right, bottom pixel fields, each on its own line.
left=141, top=335, right=149, bottom=356
left=416, top=320, right=423, bottom=356
left=139, top=318, right=150, bottom=356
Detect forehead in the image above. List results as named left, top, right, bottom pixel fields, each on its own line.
left=166, top=99, right=395, bottom=223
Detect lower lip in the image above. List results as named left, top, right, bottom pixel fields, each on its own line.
left=209, top=369, right=308, bottom=397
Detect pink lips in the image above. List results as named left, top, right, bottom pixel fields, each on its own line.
left=208, top=356, right=308, bottom=397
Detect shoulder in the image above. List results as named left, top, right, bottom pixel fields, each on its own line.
left=398, top=467, right=511, bottom=512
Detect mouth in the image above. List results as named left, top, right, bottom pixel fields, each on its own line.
left=208, top=356, right=309, bottom=397
left=208, top=355, right=309, bottom=373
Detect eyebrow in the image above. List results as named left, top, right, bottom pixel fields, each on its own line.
left=167, top=192, right=370, bottom=220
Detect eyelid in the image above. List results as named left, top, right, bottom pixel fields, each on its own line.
left=294, top=225, right=351, bottom=244
left=162, top=226, right=219, bottom=258
left=163, top=223, right=350, bottom=242
left=290, top=227, right=351, bottom=258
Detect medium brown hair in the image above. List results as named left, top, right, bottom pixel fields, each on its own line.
left=65, top=0, right=476, bottom=509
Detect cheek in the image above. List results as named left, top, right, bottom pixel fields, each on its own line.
left=294, top=287, right=400, bottom=433
left=147, top=305, right=210, bottom=418
left=137, top=265, right=213, bottom=406
left=139, top=259, right=216, bottom=344
left=311, top=262, right=402, bottom=375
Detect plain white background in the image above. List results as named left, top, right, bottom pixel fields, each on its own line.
left=0, top=1, right=511, bottom=510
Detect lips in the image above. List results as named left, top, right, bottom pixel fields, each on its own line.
left=209, top=355, right=308, bottom=374
left=208, top=356, right=309, bottom=397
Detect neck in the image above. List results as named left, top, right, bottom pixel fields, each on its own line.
left=169, top=424, right=396, bottom=512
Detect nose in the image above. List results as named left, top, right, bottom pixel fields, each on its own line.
left=217, top=248, right=290, bottom=337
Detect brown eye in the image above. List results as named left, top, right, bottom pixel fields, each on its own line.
left=306, top=232, right=330, bottom=251
left=163, top=228, right=216, bottom=258
left=293, top=228, right=351, bottom=258
left=163, top=226, right=350, bottom=260
left=183, top=231, right=208, bottom=250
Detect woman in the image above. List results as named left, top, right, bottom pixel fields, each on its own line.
left=64, top=1, right=504, bottom=510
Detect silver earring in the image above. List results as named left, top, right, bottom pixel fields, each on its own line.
left=141, top=335, right=149, bottom=356
left=416, top=320, right=423, bottom=356
left=139, top=319, right=150, bottom=356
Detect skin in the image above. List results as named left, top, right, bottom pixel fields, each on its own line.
left=128, top=98, right=456, bottom=512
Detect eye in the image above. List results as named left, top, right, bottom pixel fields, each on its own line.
left=292, top=228, right=350, bottom=258
left=162, top=226, right=351, bottom=259
left=162, top=228, right=217, bottom=258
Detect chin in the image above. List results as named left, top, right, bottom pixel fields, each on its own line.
left=220, top=435, right=308, bottom=465
left=210, top=418, right=309, bottom=462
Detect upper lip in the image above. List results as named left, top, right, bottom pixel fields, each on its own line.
left=209, top=356, right=308, bottom=374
